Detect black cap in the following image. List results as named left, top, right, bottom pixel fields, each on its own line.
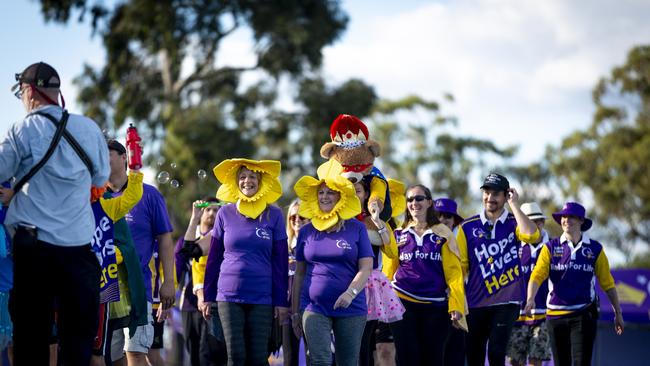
left=480, top=173, right=510, bottom=192
left=14, top=62, right=61, bottom=90
left=107, top=139, right=126, bottom=155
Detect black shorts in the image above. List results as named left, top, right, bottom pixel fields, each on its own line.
left=151, top=308, right=165, bottom=349
left=375, top=321, right=394, bottom=343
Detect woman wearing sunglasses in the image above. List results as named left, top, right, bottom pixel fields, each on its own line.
left=389, top=185, right=466, bottom=366
left=283, top=199, right=310, bottom=366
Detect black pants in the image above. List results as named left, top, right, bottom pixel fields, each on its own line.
left=10, top=227, right=100, bottom=366
left=465, top=304, right=519, bottom=366
left=444, top=325, right=466, bottom=366
left=218, top=302, right=272, bottom=366
left=182, top=310, right=227, bottom=366
left=546, top=305, right=598, bottom=366
left=390, top=301, right=450, bottom=366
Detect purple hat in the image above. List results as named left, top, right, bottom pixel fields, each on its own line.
left=552, top=202, right=592, bottom=231
left=434, top=198, right=464, bottom=224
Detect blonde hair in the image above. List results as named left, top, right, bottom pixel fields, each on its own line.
left=286, top=199, right=301, bottom=247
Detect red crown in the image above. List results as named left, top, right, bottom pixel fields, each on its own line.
left=329, top=114, right=369, bottom=148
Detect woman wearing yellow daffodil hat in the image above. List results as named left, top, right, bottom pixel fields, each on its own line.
left=200, top=158, right=289, bottom=366
left=290, top=160, right=374, bottom=366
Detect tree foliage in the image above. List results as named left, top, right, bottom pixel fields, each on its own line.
left=367, top=95, right=517, bottom=215
left=549, top=45, right=650, bottom=252
left=511, top=46, right=650, bottom=254
left=36, top=0, right=349, bottom=227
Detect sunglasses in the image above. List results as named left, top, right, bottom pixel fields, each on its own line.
left=406, top=195, right=429, bottom=202
left=438, top=213, right=455, bottom=220
left=291, top=215, right=308, bottom=222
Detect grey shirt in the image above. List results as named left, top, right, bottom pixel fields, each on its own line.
left=0, top=105, right=110, bottom=246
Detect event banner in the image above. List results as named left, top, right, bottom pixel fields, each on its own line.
left=598, top=269, right=650, bottom=324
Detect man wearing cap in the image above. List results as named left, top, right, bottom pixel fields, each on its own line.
left=0, top=62, right=110, bottom=364
left=506, top=202, right=552, bottom=366
left=456, top=173, right=539, bottom=366
left=106, top=139, right=175, bottom=366
left=525, top=201, right=624, bottom=366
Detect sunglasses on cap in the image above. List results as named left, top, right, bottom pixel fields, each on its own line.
left=406, top=195, right=429, bottom=202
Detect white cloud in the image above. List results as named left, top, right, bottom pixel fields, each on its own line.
left=322, top=0, right=650, bottom=163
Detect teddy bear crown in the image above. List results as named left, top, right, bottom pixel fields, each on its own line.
left=330, top=114, right=369, bottom=149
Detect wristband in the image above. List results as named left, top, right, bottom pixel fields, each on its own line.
left=347, top=287, right=359, bottom=297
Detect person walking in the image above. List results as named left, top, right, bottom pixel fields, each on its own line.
left=525, top=202, right=624, bottom=366
left=456, top=173, right=539, bottom=366
left=1, top=62, right=110, bottom=365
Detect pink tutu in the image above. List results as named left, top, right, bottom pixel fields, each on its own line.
left=365, top=269, right=405, bottom=323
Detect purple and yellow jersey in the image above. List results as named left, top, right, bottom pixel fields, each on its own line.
left=92, top=171, right=143, bottom=304
left=515, top=230, right=550, bottom=325
left=457, top=209, right=539, bottom=309
left=530, top=233, right=615, bottom=319
left=391, top=223, right=465, bottom=314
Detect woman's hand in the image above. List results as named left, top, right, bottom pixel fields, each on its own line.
left=156, top=306, right=170, bottom=322
left=291, top=312, right=303, bottom=339
left=614, top=311, right=625, bottom=335
left=275, top=306, right=289, bottom=324
left=369, top=200, right=380, bottom=221
left=523, top=298, right=535, bottom=316
left=450, top=310, right=463, bottom=329
left=201, top=301, right=214, bottom=320
left=190, top=200, right=205, bottom=221
left=333, top=291, right=354, bottom=310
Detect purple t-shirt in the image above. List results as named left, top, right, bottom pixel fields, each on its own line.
left=204, top=204, right=289, bottom=306
left=111, top=183, right=173, bottom=302
left=296, top=220, right=374, bottom=317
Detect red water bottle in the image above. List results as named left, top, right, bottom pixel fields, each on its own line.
left=126, top=123, right=143, bottom=170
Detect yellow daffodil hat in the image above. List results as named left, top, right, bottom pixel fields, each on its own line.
left=213, top=158, right=282, bottom=219
left=293, top=159, right=361, bottom=231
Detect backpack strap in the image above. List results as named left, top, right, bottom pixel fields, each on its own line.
left=13, top=111, right=70, bottom=193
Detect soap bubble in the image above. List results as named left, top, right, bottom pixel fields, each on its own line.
left=170, top=162, right=177, bottom=169
left=157, top=171, right=170, bottom=184
left=197, top=169, right=207, bottom=180
left=170, top=179, right=180, bottom=188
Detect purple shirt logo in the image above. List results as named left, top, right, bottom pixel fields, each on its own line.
left=472, top=227, right=488, bottom=239
left=581, top=247, right=594, bottom=259
left=335, top=239, right=352, bottom=250
left=255, top=227, right=271, bottom=240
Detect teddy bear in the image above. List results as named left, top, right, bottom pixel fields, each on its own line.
left=320, top=114, right=392, bottom=223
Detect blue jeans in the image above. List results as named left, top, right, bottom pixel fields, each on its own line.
left=302, top=311, right=366, bottom=366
